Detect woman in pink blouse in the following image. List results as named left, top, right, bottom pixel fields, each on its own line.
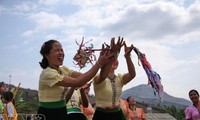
left=185, top=89, right=200, bottom=120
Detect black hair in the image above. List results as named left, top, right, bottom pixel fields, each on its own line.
left=189, top=89, right=199, bottom=97
left=39, top=40, right=59, bottom=69
left=126, top=96, right=136, bottom=110
left=126, top=96, right=132, bottom=102
left=0, top=81, right=5, bottom=88
left=2, top=91, right=13, bottom=102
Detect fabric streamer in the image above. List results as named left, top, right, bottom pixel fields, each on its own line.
left=133, top=47, right=164, bottom=102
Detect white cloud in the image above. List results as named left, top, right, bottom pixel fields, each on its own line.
left=1, top=45, right=19, bottom=50
left=38, top=0, right=62, bottom=6
left=38, top=0, right=73, bottom=6
left=14, top=2, right=38, bottom=12
left=0, top=5, right=6, bottom=15
left=193, top=55, right=200, bottom=64
left=187, top=0, right=200, bottom=12
left=63, top=1, right=138, bottom=28
left=101, top=1, right=199, bottom=43
left=45, top=34, right=58, bottom=40
left=30, top=11, right=64, bottom=30
left=22, top=30, right=35, bottom=37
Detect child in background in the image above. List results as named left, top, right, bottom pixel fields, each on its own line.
left=1, top=91, right=17, bottom=120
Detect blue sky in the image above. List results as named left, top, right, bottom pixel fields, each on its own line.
left=0, top=0, right=199, bottom=101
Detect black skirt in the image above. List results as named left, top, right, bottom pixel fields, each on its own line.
left=37, top=106, right=67, bottom=120
left=92, top=107, right=126, bottom=120
left=67, top=113, right=88, bottom=120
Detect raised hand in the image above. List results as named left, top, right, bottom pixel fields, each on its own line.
left=110, top=36, right=124, bottom=54
left=124, top=41, right=134, bottom=58
left=97, top=44, right=117, bottom=67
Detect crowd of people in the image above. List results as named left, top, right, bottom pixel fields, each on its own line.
left=0, top=36, right=199, bottom=120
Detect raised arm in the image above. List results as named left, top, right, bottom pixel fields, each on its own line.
left=94, top=36, right=124, bottom=84
left=122, top=42, right=136, bottom=84
left=57, top=45, right=116, bottom=87
left=79, top=83, right=91, bottom=107
left=65, top=87, right=75, bottom=103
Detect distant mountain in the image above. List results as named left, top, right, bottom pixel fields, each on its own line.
left=121, top=84, right=192, bottom=109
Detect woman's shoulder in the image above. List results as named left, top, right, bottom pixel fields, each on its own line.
left=60, top=66, right=74, bottom=75
left=60, top=66, right=71, bottom=71
left=185, top=105, right=197, bottom=112
left=41, top=67, right=57, bottom=75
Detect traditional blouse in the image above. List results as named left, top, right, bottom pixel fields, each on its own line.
left=93, top=74, right=126, bottom=107
left=38, top=66, right=73, bottom=102
left=185, top=103, right=200, bottom=120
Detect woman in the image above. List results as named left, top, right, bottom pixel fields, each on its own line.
left=92, top=37, right=136, bottom=120
left=37, top=39, right=117, bottom=120
left=185, top=89, right=200, bottom=120
left=126, top=96, right=146, bottom=120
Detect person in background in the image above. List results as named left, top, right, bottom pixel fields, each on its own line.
left=37, top=39, right=118, bottom=120
left=0, top=82, right=9, bottom=120
left=65, top=87, right=88, bottom=120
left=0, top=82, right=9, bottom=95
left=185, top=89, right=200, bottom=120
left=80, top=82, right=95, bottom=120
left=0, top=82, right=9, bottom=113
left=92, top=37, right=136, bottom=120
left=1, top=91, right=18, bottom=120
left=126, top=96, right=146, bottom=120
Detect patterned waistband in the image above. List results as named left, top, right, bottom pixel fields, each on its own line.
left=67, top=107, right=83, bottom=114
left=96, top=105, right=120, bottom=110
left=39, top=100, right=66, bottom=109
